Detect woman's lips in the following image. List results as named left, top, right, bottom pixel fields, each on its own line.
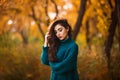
left=58, top=36, right=62, bottom=39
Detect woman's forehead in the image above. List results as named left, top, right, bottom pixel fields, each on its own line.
left=54, top=25, right=64, bottom=30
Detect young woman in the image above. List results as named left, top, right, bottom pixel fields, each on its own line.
left=41, top=19, right=79, bottom=80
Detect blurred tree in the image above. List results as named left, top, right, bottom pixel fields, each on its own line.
left=85, top=19, right=91, bottom=49
left=44, top=0, right=50, bottom=26
left=72, top=0, right=87, bottom=40
left=117, top=0, right=120, bottom=51
left=0, top=0, right=120, bottom=80
left=105, top=0, right=120, bottom=79
left=50, top=0, right=59, bottom=19
left=30, top=6, right=45, bottom=39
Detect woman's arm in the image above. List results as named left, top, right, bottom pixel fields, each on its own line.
left=40, top=32, right=50, bottom=65
left=41, top=46, right=49, bottom=65
left=50, top=44, right=78, bottom=74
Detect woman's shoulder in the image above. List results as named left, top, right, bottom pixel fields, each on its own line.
left=69, top=39, right=78, bottom=48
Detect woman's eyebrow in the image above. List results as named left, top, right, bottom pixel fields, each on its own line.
left=54, top=27, right=62, bottom=31
left=57, top=28, right=62, bottom=31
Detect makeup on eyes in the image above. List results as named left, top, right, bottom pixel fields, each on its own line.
left=54, top=28, right=63, bottom=34
left=58, top=28, right=62, bottom=32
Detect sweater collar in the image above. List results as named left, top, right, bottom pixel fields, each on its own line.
left=60, top=37, right=71, bottom=44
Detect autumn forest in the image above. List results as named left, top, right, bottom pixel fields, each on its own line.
left=0, top=0, right=120, bottom=80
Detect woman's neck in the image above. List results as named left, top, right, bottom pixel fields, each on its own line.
left=62, top=36, right=69, bottom=41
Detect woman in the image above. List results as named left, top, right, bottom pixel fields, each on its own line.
left=41, top=19, right=79, bottom=80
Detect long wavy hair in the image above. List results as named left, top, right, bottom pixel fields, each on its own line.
left=47, top=19, right=72, bottom=62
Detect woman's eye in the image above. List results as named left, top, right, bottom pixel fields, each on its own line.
left=54, top=28, right=62, bottom=34
left=58, top=28, right=62, bottom=32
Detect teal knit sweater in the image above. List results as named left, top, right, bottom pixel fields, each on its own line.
left=41, top=37, right=79, bottom=80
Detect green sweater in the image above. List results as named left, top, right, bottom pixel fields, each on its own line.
left=41, top=37, right=79, bottom=80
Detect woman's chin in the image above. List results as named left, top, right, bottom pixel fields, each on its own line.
left=58, top=37, right=64, bottom=40
left=59, top=38, right=63, bottom=40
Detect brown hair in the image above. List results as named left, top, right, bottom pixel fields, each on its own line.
left=47, top=19, right=72, bottom=62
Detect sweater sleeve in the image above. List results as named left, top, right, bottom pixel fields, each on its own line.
left=40, top=46, right=49, bottom=65
left=49, top=44, right=78, bottom=74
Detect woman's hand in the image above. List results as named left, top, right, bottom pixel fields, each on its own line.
left=44, top=32, right=50, bottom=47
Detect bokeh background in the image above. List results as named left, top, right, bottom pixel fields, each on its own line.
left=0, top=0, right=120, bottom=80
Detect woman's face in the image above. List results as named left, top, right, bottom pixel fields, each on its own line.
left=54, top=24, right=69, bottom=40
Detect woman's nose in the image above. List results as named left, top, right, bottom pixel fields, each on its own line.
left=57, top=32, right=60, bottom=36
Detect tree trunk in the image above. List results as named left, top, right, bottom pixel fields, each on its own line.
left=86, top=19, right=91, bottom=49
left=117, top=0, right=120, bottom=51
left=108, top=0, right=113, bottom=9
left=105, top=0, right=118, bottom=79
left=20, top=30, right=28, bottom=45
left=72, top=0, right=87, bottom=40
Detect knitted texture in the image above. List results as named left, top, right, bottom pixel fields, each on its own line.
left=41, top=37, right=79, bottom=80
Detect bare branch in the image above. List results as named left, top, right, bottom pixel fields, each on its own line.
left=108, top=0, right=113, bottom=9
left=51, top=0, right=58, bottom=19
left=31, top=6, right=45, bottom=39
left=45, top=0, right=50, bottom=26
